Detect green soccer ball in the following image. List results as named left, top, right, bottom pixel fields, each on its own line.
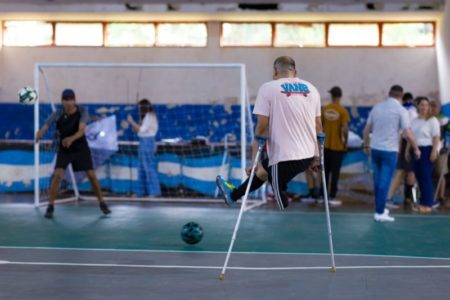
left=180, top=222, right=204, bottom=245
left=18, top=86, right=38, bottom=105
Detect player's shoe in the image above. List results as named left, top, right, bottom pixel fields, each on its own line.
left=44, top=204, right=54, bottom=219
left=374, top=210, right=395, bottom=222
left=99, top=202, right=111, bottom=215
left=216, top=176, right=235, bottom=207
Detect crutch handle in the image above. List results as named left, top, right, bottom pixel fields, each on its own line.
left=255, top=135, right=267, bottom=147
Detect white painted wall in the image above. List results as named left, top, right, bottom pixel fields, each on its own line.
left=437, top=0, right=450, bottom=104
left=0, top=21, right=440, bottom=106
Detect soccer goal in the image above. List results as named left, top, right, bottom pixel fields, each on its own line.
left=34, top=62, right=266, bottom=209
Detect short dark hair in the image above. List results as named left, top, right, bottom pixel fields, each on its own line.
left=273, top=56, right=296, bottom=73
left=402, top=92, right=413, bottom=102
left=138, top=98, right=155, bottom=121
left=388, top=85, right=404, bottom=98
left=329, top=86, right=342, bottom=98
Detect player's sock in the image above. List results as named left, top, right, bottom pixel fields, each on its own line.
left=230, top=176, right=265, bottom=202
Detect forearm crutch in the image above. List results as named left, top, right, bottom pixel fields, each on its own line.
left=219, top=139, right=264, bottom=280
left=317, top=133, right=337, bottom=272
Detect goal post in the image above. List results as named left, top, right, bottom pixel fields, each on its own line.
left=33, top=62, right=264, bottom=207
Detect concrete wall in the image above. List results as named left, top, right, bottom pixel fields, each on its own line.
left=0, top=21, right=440, bottom=106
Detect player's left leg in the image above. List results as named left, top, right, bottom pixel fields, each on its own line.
left=86, top=170, right=111, bottom=215
left=216, top=161, right=268, bottom=206
left=72, top=148, right=111, bottom=215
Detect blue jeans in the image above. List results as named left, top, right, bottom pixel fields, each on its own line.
left=137, top=137, right=161, bottom=197
left=371, top=149, right=397, bottom=214
left=413, top=146, right=434, bottom=207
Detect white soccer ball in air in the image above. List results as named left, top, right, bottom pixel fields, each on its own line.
left=18, top=86, right=38, bottom=105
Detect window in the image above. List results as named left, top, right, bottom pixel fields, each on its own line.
left=3, top=21, right=53, bottom=46
left=105, top=23, right=155, bottom=47
left=328, top=23, right=379, bottom=46
left=156, top=23, right=207, bottom=47
left=382, top=23, right=434, bottom=47
left=274, top=23, right=325, bottom=47
left=55, top=23, right=103, bottom=46
left=221, top=23, right=272, bottom=47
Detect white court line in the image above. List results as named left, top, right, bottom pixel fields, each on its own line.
left=22, top=202, right=450, bottom=219
left=1, top=246, right=450, bottom=261
left=2, top=260, right=450, bottom=271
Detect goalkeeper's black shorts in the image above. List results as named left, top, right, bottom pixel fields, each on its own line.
left=55, top=147, right=94, bottom=172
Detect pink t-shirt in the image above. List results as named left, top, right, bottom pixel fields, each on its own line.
left=253, top=77, right=321, bottom=166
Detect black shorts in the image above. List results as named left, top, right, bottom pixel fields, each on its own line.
left=396, top=139, right=414, bottom=172
left=262, top=157, right=314, bottom=210
left=55, top=148, right=94, bottom=172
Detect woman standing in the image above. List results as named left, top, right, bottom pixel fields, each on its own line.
left=407, top=97, right=440, bottom=213
left=128, top=99, right=161, bottom=197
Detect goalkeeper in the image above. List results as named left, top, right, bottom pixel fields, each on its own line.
left=35, top=89, right=111, bottom=218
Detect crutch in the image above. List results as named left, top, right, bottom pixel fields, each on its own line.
left=219, top=139, right=264, bottom=280
left=317, top=133, right=337, bottom=272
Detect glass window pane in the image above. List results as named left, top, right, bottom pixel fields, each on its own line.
left=274, top=23, right=325, bottom=47
left=328, top=23, right=379, bottom=46
left=156, top=23, right=207, bottom=47
left=382, top=23, right=434, bottom=46
left=55, top=23, right=103, bottom=46
left=221, top=23, right=272, bottom=47
left=105, top=23, right=155, bottom=47
left=3, top=21, right=53, bottom=46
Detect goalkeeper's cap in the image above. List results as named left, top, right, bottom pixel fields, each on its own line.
left=62, top=89, right=75, bottom=100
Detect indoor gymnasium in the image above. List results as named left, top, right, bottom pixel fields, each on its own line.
left=1, top=0, right=450, bottom=299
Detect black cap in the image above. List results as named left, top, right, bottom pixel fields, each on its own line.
left=61, top=89, right=75, bottom=100
left=329, top=86, right=342, bottom=98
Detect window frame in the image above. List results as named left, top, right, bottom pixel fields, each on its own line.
left=154, top=22, right=208, bottom=48
left=2, top=20, right=55, bottom=47
left=380, top=21, right=435, bottom=48
left=54, top=21, right=105, bottom=47
left=220, top=22, right=274, bottom=48
left=326, top=22, right=382, bottom=48
left=104, top=22, right=156, bottom=48
left=273, top=22, right=327, bottom=48
left=0, top=20, right=436, bottom=49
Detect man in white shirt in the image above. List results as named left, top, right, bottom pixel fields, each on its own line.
left=251, top=56, right=322, bottom=209
left=363, top=85, right=421, bottom=222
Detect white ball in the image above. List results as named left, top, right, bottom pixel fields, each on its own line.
left=18, top=86, right=38, bottom=105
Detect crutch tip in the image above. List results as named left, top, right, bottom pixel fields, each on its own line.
left=330, top=266, right=337, bottom=273
left=219, top=274, right=225, bottom=280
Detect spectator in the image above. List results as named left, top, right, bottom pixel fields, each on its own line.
left=406, top=97, right=440, bottom=214
left=363, top=85, right=420, bottom=222
left=321, top=86, right=349, bottom=207
left=128, top=99, right=161, bottom=197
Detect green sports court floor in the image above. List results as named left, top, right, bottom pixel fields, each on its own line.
left=1, top=199, right=450, bottom=299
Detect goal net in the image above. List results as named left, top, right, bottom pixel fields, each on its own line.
left=34, top=63, right=264, bottom=207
